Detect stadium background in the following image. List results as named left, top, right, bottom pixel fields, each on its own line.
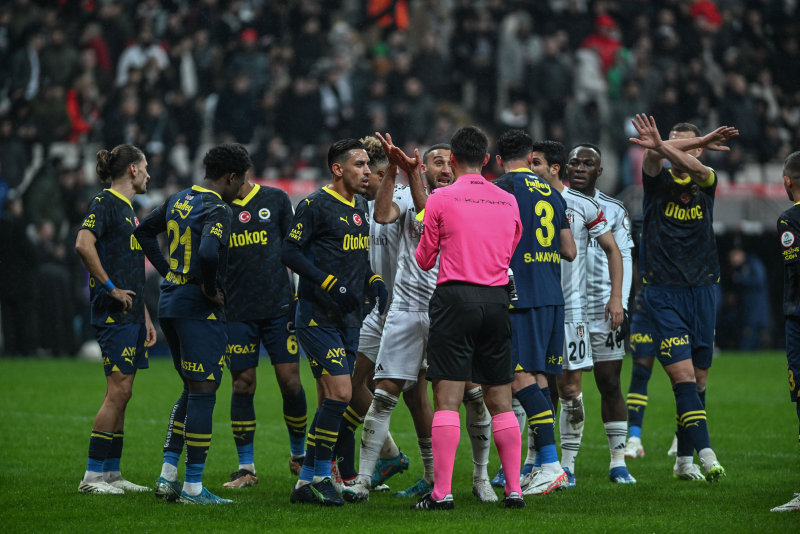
left=0, top=0, right=797, bottom=357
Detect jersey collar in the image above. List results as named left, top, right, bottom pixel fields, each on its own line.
left=323, top=185, right=355, bottom=207
left=233, top=184, right=260, bottom=206
left=510, top=167, right=534, bottom=174
left=192, top=184, right=222, bottom=200
left=668, top=169, right=692, bottom=185
left=105, top=188, right=133, bottom=209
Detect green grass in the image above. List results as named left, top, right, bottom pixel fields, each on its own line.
left=1, top=351, right=798, bottom=532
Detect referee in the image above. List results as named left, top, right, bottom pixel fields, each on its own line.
left=413, top=126, right=524, bottom=510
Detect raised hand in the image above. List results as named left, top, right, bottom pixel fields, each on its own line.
left=701, top=126, right=739, bottom=151
left=376, top=132, right=420, bottom=174
left=629, top=114, right=663, bottom=150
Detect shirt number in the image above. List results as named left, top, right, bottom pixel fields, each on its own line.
left=167, top=220, right=192, bottom=273
left=535, top=200, right=555, bottom=247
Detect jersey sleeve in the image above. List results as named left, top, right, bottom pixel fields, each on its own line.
left=80, top=194, right=109, bottom=238
left=201, top=201, right=232, bottom=243
left=612, top=208, right=634, bottom=253
left=133, top=198, right=170, bottom=277
left=281, top=196, right=328, bottom=286
left=415, top=193, right=441, bottom=271
left=279, top=190, right=294, bottom=238
left=586, top=204, right=609, bottom=239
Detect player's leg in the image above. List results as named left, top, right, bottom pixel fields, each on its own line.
left=463, top=381, right=495, bottom=501
left=394, top=370, right=434, bottom=497
left=557, top=321, right=590, bottom=486
left=625, top=355, right=654, bottom=458
left=786, top=317, right=800, bottom=445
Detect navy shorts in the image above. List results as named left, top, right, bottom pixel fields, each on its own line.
left=224, top=315, right=299, bottom=371
left=510, top=305, right=564, bottom=376
left=297, top=325, right=358, bottom=380
left=785, top=317, right=800, bottom=402
left=160, top=317, right=227, bottom=383
left=96, top=323, right=149, bottom=376
left=426, top=283, right=513, bottom=386
left=629, top=309, right=657, bottom=359
left=642, top=284, right=716, bottom=369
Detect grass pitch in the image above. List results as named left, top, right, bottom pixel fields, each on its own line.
left=1, top=351, right=798, bottom=532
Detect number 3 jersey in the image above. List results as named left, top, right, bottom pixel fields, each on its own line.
left=135, top=185, right=232, bottom=320
left=494, top=169, right=568, bottom=309
left=225, top=184, right=294, bottom=321
left=80, top=188, right=145, bottom=326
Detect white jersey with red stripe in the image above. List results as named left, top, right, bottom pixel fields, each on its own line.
left=561, top=186, right=609, bottom=322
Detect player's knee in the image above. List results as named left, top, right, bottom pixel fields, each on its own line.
left=632, top=363, right=652, bottom=382
left=278, top=376, right=302, bottom=397
left=232, top=377, right=256, bottom=395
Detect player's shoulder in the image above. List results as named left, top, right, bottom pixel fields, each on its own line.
left=564, top=186, right=600, bottom=209
left=597, top=191, right=628, bottom=215
left=779, top=204, right=800, bottom=225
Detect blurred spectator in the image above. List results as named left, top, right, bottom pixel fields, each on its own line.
left=0, top=116, right=29, bottom=188
left=214, top=70, right=257, bottom=144
left=115, top=21, right=169, bottom=88
left=9, top=26, right=44, bottom=103
left=40, top=27, right=78, bottom=88
left=729, top=247, right=770, bottom=351
left=580, top=14, right=622, bottom=74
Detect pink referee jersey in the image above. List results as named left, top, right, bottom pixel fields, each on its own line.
left=415, top=173, right=522, bottom=286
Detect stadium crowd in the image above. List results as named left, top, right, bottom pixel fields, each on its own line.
left=0, top=0, right=797, bottom=358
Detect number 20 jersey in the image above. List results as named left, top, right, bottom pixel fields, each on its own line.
left=143, top=185, right=232, bottom=320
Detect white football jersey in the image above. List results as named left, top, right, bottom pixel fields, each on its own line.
left=388, top=185, right=438, bottom=312
left=561, top=186, right=609, bottom=322
left=368, top=194, right=402, bottom=303
left=586, top=190, right=634, bottom=319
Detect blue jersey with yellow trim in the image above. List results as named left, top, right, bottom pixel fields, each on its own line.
left=640, top=167, right=719, bottom=287
left=778, top=203, right=800, bottom=319
left=494, top=169, right=567, bottom=308
left=140, top=185, right=232, bottom=320
left=80, top=188, right=145, bottom=326
left=225, top=184, right=294, bottom=321
left=284, top=186, right=371, bottom=328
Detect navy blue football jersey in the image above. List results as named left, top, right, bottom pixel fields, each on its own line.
left=494, top=169, right=567, bottom=308
left=779, top=203, right=800, bottom=319
left=640, top=167, right=719, bottom=287
left=283, top=186, right=371, bottom=328
left=80, top=188, right=146, bottom=326
left=136, top=185, right=232, bottom=320
left=225, top=184, right=294, bottom=321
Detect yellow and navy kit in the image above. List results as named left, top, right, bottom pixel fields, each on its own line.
left=282, top=186, right=371, bottom=328
left=134, top=185, right=232, bottom=320
left=779, top=203, right=800, bottom=319
left=494, top=170, right=567, bottom=308
left=640, top=167, right=719, bottom=287
left=225, top=184, right=294, bottom=321
left=80, top=188, right=145, bottom=326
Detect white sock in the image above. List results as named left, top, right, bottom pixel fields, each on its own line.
left=294, top=479, right=311, bottom=489
left=676, top=455, right=694, bottom=467
left=559, top=394, right=584, bottom=473
left=604, top=421, right=627, bottom=469
left=525, top=430, right=537, bottom=465
left=418, top=437, right=434, bottom=484
left=83, top=470, right=103, bottom=483
left=357, top=389, right=398, bottom=478
left=698, top=447, right=718, bottom=469
left=182, top=481, right=201, bottom=495
left=512, top=396, right=526, bottom=433
left=103, top=470, right=122, bottom=482
left=239, top=463, right=256, bottom=474
left=160, top=463, right=178, bottom=482
left=379, top=430, right=400, bottom=459
left=463, top=386, right=491, bottom=479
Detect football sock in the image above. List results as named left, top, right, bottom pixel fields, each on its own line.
left=674, top=381, right=711, bottom=453
left=492, top=411, right=522, bottom=496
left=84, top=430, right=113, bottom=482
left=512, top=396, right=527, bottom=433
left=379, top=431, right=400, bottom=459
left=604, top=421, right=628, bottom=469
left=184, top=392, right=216, bottom=494
left=283, top=387, right=307, bottom=457
left=559, top=394, right=584, bottom=473
left=102, top=431, right=124, bottom=478
left=313, top=398, right=347, bottom=481
left=463, top=386, right=491, bottom=479
left=697, top=385, right=706, bottom=408
left=516, top=384, right=557, bottom=466
left=162, top=387, right=188, bottom=478
left=298, top=410, right=319, bottom=485
left=539, top=385, right=554, bottom=467
left=358, top=389, right=397, bottom=480
left=431, top=410, right=460, bottom=501
left=333, top=404, right=363, bottom=480
left=627, top=363, right=650, bottom=438
left=418, top=437, right=434, bottom=484
left=230, top=392, right=256, bottom=472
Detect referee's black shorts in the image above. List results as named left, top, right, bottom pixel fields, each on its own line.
left=426, top=282, right=513, bottom=385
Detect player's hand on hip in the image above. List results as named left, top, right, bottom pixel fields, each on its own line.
left=606, top=296, right=624, bottom=330
left=202, top=284, right=225, bottom=308
left=109, top=288, right=135, bottom=311
left=368, top=275, right=389, bottom=315
left=322, top=275, right=359, bottom=314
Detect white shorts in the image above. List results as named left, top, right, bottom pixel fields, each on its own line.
left=357, top=307, right=386, bottom=363
left=562, top=321, right=593, bottom=371
left=374, top=309, right=429, bottom=391
left=588, top=316, right=625, bottom=362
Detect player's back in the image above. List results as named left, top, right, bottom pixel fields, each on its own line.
left=494, top=170, right=566, bottom=308
left=779, top=203, right=800, bottom=318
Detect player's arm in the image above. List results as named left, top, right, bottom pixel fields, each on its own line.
left=560, top=227, right=577, bottom=262
left=373, top=163, right=402, bottom=224
left=630, top=114, right=713, bottom=185
left=596, top=230, right=624, bottom=329
left=377, top=132, right=426, bottom=212
left=414, top=196, right=441, bottom=271
left=75, top=228, right=135, bottom=311
left=143, top=305, right=156, bottom=347
left=133, top=202, right=170, bottom=277
left=199, top=208, right=231, bottom=308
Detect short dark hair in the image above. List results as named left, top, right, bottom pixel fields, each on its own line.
left=423, top=143, right=451, bottom=164
left=570, top=142, right=602, bottom=160
left=531, top=140, right=566, bottom=179
left=450, top=126, right=488, bottom=167
left=497, top=129, right=533, bottom=161
left=203, top=143, right=252, bottom=180
left=96, top=144, right=144, bottom=183
left=671, top=122, right=701, bottom=137
left=785, top=151, right=800, bottom=181
left=327, top=138, right=365, bottom=171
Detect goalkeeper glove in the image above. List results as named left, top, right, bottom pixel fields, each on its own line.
left=321, top=274, right=359, bottom=313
